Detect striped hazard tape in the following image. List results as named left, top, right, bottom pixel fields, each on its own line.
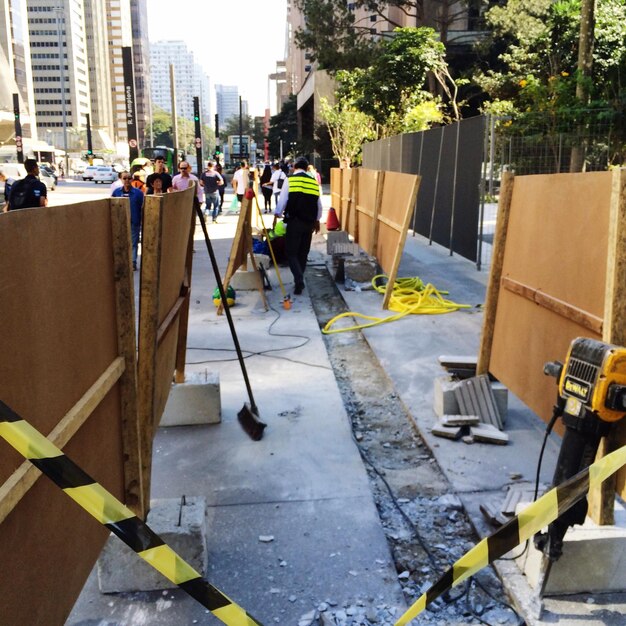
left=0, top=400, right=263, bottom=626
left=395, top=444, right=626, bottom=625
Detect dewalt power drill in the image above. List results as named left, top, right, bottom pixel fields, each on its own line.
left=535, top=337, right=626, bottom=568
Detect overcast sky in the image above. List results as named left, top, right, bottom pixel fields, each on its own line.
left=147, top=0, right=288, bottom=118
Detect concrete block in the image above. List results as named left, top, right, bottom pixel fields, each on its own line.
left=520, top=522, right=626, bottom=594
left=97, top=497, right=207, bottom=593
left=433, top=376, right=460, bottom=417
left=230, top=268, right=261, bottom=291
left=160, top=371, right=220, bottom=427
left=433, top=375, right=508, bottom=423
left=343, top=257, right=377, bottom=283
left=326, top=230, right=349, bottom=255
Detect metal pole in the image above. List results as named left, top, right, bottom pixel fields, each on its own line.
left=428, top=127, right=445, bottom=245
left=239, top=96, right=243, bottom=162
left=488, top=114, right=496, bottom=197
left=56, top=7, right=69, bottom=176
left=448, top=120, right=461, bottom=256
left=170, top=64, right=178, bottom=169
left=477, top=115, right=490, bottom=271
left=411, top=131, right=425, bottom=237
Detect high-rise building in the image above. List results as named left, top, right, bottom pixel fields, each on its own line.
left=84, top=0, right=114, bottom=150
left=130, top=0, right=149, bottom=146
left=26, top=0, right=91, bottom=150
left=194, top=62, right=210, bottom=124
left=105, top=0, right=134, bottom=152
left=150, top=40, right=198, bottom=122
left=215, top=84, right=238, bottom=127
left=0, top=0, right=37, bottom=139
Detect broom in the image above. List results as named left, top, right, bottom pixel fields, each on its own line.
left=194, top=203, right=266, bottom=441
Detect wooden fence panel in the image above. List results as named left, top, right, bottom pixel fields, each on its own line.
left=0, top=199, right=137, bottom=625
left=354, top=168, right=383, bottom=256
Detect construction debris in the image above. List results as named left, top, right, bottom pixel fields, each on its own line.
left=453, top=374, right=504, bottom=430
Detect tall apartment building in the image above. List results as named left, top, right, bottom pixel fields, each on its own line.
left=215, top=84, right=239, bottom=127
left=130, top=0, right=149, bottom=146
left=26, top=0, right=91, bottom=150
left=84, top=0, right=114, bottom=149
left=194, top=63, right=211, bottom=124
left=0, top=0, right=37, bottom=139
left=150, top=40, right=207, bottom=123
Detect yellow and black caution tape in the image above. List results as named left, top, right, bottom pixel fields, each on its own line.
left=0, top=399, right=263, bottom=626
left=322, top=275, right=471, bottom=334
left=394, top=444, right=626, bottom=625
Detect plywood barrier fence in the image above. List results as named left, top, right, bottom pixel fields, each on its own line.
left=478, top=169, right=626, bottom=522
left=0, top=187, right=195, bottom=624
left=137, top=185, right=195, bottom=511
left=0, top=199, right=139, bottom=625
left=330, top=167, right=420, bottom=308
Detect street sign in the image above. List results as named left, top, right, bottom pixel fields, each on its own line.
left=195, top=137, right=202, bottom=149
left=129, top=138, right=137, bottom=148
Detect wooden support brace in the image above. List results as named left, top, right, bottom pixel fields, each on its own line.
left=0, top=357, right=125, bottom=525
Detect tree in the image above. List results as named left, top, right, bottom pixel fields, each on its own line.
left=221, top=115, right=263, bottom=146
left=335, top=27, right=456, bottom=137
left=319, top=97, right=376, bottom=167
left=267, top=95, right=299, bottom=158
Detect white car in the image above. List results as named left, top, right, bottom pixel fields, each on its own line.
left=82, top=165, right=99, bottom=181
left=93, top=166, right=118, bottom=184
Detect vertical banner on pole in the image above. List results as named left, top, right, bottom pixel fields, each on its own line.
left=122, top=46, right=139, bottom=162
left=13, top=93, right=23, bottom=164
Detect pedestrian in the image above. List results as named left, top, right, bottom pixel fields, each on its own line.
left=200, top=160, right=224, bottom=223
left=110, top=171, right=124, bottom=194
left=269, top=162, right=287, bottom=208
left=0, top=168, right=16, bottom=210
left=146, top=176, right=164, bottom=196
left=307, top=164, right=322, bottom=187
left=231, top=161, right=249, bottom=204
left=146, top=156, right=173, bottom=194
left=5, top=158, right=48, bottom=211
left=171, top=160, right=203, bottom=211
left=259, top=163, right=273, bottom=213
left=131, top=171, right=146, bottom=193
left=216, top=162, right=226, bottom=211
left=273, top=157, right=322, bottom=295
left=112, top=170, right=143, bottom=271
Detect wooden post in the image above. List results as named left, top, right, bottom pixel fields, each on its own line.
left=110, top=198, right=143, bottom=515
left=136, top=194, right=164, bottom=515
left=371, top=170, right=385, bottom=253
left=352, top=167, right=360, bottom=243
left=174, top=205, right=195, bottom=384
left=477, top=171, right=515, bottom=376
left=589, top=167, right=626, bottom=524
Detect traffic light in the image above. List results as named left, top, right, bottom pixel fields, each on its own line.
left=193, top=97, right=200, bottom=123
left=214, top=145, right=222, bottom=159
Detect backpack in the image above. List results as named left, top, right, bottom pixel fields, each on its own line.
left=277, top=173, right=285, bottom=189
left=8, top=178, right=36, bottom=210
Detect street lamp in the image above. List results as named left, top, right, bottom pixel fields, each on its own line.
left=54, top=6, right=69, bottom=176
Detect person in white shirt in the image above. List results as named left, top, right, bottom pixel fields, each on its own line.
left=110, top=171, right=124, bottom=194
left=269, top=163, right=287, bottom=209
left=231, top=161, right=249, bottom=203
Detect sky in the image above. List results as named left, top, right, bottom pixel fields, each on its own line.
left=147, top=0, right=288, bottom=118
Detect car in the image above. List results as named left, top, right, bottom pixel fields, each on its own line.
left=0, top=162, right=27, bottom=199
left=40, top=164, right=58, bottom=184
left=82, top=165, right=99, bottom=181
left=93, top=165, right=118, bottom=184
left=39, top=169, right=56, bottom=191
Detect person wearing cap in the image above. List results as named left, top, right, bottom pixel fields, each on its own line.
left=273, top=157, right=322, bottom=295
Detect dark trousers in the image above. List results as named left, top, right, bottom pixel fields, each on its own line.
left=285, top=218, right=314, bottom=289
left=261, top=186, right=273, bottom=210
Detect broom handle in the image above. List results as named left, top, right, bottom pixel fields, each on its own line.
left=194, top=204, right=257, bottom=413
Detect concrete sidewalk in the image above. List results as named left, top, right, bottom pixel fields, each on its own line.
left=67, top=191, right=625, bottom=626
left=67, top=203, right=406, bottom=625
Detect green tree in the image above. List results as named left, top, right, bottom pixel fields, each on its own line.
left=335, top=27, right=456, bottom=137
left=319, top=97, right=376, bottom=167
left=267, top=95, right=300, bottom=158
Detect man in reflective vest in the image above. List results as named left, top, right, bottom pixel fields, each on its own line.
left=274, top=157, right=322, bottom=295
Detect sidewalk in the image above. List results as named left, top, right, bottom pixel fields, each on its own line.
left=66, top=190, right=625, bottom=625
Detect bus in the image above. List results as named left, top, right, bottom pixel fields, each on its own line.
left=141, top=146, right=185, bottom=173
left=227, top=135, right=251, bottom=165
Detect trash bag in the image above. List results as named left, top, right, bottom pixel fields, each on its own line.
left=229, top=195, right=239, bottom=210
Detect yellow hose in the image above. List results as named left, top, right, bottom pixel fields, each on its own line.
left=322, top=274, right=471, bottom=334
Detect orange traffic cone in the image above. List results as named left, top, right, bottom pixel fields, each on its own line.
left=326, top=207, right=340, bottom=230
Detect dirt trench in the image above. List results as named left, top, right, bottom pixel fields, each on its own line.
left=304, top=262, right=520, bottom=626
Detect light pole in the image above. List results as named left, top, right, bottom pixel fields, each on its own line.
left=54, top=6, right=69, bottom=176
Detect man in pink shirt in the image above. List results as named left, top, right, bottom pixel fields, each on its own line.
left=171, top=161, right=203, bottom=208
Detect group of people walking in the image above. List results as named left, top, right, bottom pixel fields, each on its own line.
left=2, top=153, right=324, bottom=297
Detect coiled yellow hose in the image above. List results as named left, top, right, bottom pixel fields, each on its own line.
left=322, top=275, right=471, bottom=334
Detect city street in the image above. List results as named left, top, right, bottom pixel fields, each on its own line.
left=47, top=178, right=115, bottom=207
